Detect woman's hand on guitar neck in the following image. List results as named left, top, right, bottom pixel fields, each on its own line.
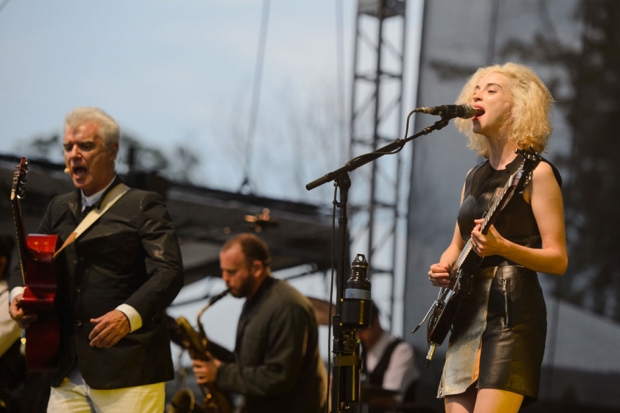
left=428, top=263, right=452, bottom=288
left=470, top=218, right=507, bottom=257
left=9, top=294, right=39, bottom=328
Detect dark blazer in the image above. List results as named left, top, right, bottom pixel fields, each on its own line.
left=9, top=177, right=184, bottom=389
left=216, top=277, right=328, bottom=413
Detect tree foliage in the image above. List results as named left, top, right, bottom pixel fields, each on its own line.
left=499, top=0, right=620, bottom=320
left=428, top=0, right=620, bottom=321
left=24, top=133, right=201, bottom=184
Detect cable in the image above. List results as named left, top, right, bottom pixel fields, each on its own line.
left=0, top=0, right=11, bottom=13
left=239, top=0, right=271, bottom=194
left=324, top=182, right=338, bottom=413
left=335, top=0, right=346, bottom=165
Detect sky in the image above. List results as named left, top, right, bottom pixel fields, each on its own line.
left=0, top=0, right=423, bottom=201
left=0, top=0, right=424, bottom=363
left=0, top=2, right=350, bottom=193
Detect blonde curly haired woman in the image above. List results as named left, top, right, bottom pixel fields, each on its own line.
left=428, top=62, right=568, bottom=413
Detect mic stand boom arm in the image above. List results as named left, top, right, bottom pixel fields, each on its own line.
left=306, top=114, right=451, bottom=413
left=306, top=115, right=450, bottom=191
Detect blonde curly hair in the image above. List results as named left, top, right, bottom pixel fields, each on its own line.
left=454, top=62, right=553, bottom=158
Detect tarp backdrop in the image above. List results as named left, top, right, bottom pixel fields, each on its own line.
left=404, top=0, right=620, bottom=411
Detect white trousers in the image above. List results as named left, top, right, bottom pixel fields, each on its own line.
left=47, top=368, right=165, bottom=413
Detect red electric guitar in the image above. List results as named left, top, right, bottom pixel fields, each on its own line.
left=11, top=157, right=60, bottom=370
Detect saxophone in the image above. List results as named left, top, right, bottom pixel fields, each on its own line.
left=168, top=289, right=233, bottom=413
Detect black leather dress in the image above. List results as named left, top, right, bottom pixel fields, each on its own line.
left=438, top=154, right=560, bottom=405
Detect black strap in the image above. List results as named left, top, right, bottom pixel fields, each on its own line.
left=367, top=338, right=402, bottom=385
left=362, top=337, right=417, bottom=412
left=361, top=337, right=403, bottom=386
left=80, top=205, right=95, bottom=221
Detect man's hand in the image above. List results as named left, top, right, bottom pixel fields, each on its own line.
left=89, top=310, right=130, bottom=348
left=9, top=294, right=38, bottom=328
left=192, top=352, right=222, bottom=384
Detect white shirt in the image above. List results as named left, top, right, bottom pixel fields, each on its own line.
left=80, top=175, right=116, bottom=209
left=1, top=280, right=22, bottom=357
left=364, top=331, right=421, bottom=397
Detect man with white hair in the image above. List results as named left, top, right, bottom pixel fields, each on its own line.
left=9, top=107, right=184, bottom=413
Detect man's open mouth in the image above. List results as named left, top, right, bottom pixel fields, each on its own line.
left=73, top=166, right=88, bottom=177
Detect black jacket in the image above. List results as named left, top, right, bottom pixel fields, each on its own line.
left=217, top=277, right=328, bottom=413
left=10, top=178, right=184, bottom=389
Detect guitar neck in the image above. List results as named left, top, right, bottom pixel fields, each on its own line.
left=10, top=158, right=30, bottom=286
left=479, top=168, right=523, bottom=235
left=454, top=161, right=526, bottom=272
left=11, top=194, right=29, bottom=285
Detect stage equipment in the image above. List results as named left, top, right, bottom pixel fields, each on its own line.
left=307, top=105, right=456, bottom=412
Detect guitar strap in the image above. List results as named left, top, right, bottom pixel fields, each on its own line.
left=53, top=183, right=130, bottom=259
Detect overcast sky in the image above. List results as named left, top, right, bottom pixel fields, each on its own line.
left=0, top=1, right=422, bottom=202
left=1, top=0, right=424, bottom=357
left=0, top=1, right=346, bottom=140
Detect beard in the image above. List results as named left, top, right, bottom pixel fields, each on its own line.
left=232, top=276, right=255, bottom=298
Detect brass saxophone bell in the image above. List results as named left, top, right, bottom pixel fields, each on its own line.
left=167, top=388, right=209, bottom=413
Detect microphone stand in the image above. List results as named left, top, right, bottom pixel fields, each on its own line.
left=306, top=114, right=451, bottom=413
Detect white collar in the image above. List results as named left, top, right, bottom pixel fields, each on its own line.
left=81, top=175, right=117, bottom=209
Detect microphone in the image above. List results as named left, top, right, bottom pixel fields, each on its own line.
left=414, top=104, right=483, bottom=119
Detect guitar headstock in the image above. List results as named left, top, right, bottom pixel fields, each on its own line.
left=515, top=147, right=542, bottom=190
left=11, top=157, right=28, bottom=201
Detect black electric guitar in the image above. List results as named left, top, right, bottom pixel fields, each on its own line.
left=421, top=148, right=541, bottom=364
